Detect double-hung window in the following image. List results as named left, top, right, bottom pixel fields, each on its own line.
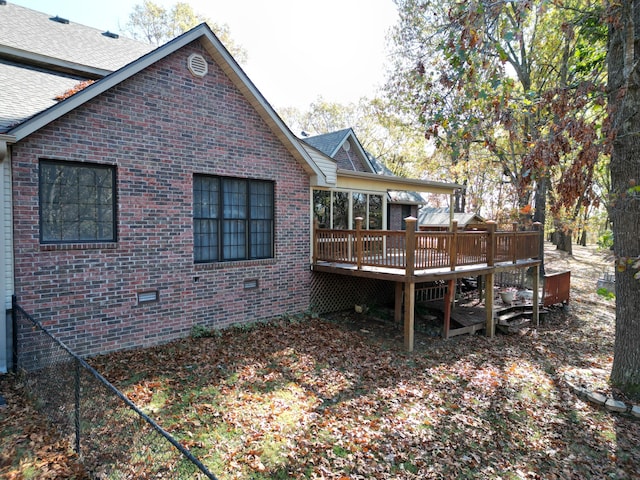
left=39, top=160, right=116, bottom=243
left=194, top=175, right=274, bottom=263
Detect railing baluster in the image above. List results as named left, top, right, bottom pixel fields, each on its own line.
left=312, top=221, right=540, bottom=270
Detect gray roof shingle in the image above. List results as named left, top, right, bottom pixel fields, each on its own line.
left=302, top=128, right=352, bottom=157
left=0, top=2, right=152, bottom=72
left=0, top=2, right=154, bottom=132
left=0, top=60, right=84, bottom=132
left=418, top=207, right=485, bottom=227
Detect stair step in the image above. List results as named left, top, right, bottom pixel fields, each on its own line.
left=497, top=310, right=527, bottom=322
left=497, top=318, right=532, bottom=333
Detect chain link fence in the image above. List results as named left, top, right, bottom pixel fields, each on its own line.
left=12, top=297, right=217, bottom=479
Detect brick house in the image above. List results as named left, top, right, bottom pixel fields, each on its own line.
left=1, top=3, right=461, bottom=368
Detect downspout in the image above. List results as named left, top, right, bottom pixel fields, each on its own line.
left=0, top=135, right=12, bottom=161
left=0, top=134, right=16, bottom=373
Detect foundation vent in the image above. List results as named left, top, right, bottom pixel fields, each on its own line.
left=243, top=279, right=259, bottom=290
left=137, top=290, right=159, bottom=304
left=187, top=53, right=208, bottom=78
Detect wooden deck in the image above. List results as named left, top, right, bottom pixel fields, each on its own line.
left=312, top=218, right=543, bottom=351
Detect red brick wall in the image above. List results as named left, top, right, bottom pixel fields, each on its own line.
left=388, top=204, right=417, bottom=230
left=332, top=141, right=370, bottom=172
left=11, top=41, right=311, bottom=357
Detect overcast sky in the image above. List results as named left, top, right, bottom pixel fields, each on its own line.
left=11, top=0, right=399, bottom=110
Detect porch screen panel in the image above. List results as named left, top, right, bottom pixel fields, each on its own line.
left=352, top=193, right=367, bottom=228
left=313, top=190, right=331, bottom=228
left=223, top=179, right=247, bottom=261
left=249, top=181, right=274, bottom=259
left=333, top=191, right=349, bottom=229
left=194, top=176, right=220, bottom=262
left=369, top=194, right=383, bottom=229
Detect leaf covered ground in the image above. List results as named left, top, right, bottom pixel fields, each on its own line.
left=2, top=243, right=639, bottom=479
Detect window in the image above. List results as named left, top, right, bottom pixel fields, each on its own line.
left=39, top=160, right=116, bottom=243
left=313, top=189, right=384, bottom=230
left=194, top=175, right=274, bottom=263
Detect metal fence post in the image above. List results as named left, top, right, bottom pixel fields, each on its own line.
left=11, top=295, right=17, bottom=373
left=74, top=358, right=81, bottom=455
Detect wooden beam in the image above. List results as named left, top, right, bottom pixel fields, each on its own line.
left=355, top=217, right=363, bottom=270
left=403, top=281, right=415, bottom=352
left=485, top=272, right=495, bottom=337
left=447, top=323, right=485, bottom=337
left=443, top=278, right=455, bottom=338
left=395, top=282, right=403, bottom=324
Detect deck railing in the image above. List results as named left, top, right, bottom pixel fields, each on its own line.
left=313, top=218, right=542, bottom=274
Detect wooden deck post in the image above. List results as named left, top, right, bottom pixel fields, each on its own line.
left=394, top=282, right=403, bottom=324
left=404, top=281, right=415, bottom=352
left=443, top=278, right=455, bottom=339
left=512, top=221, right=518, bottom=263
left=404, top=217, right=417, bottom=352
left=486, top=221, right=496, bottom=267
left=450, top=220, right=458, bottom=271
left=355, top=217, right=363, bottom=270
left=312, top=218, right=319, bottom=265
left=404, top=217, right=416, bottom=277
left=485, top=221, right=497, bottom=337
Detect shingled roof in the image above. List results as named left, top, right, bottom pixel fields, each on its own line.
left=0, top=1, right=152, bottom=133
left=0, top=2, right=151, bottom=73
left=418, top=207, right=485, bottom=228
left=302, top=128, right=353, bottom=157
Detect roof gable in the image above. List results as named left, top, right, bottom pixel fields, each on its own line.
left=303, top=128, right=376, bottom=173
left=4, top=21, right=328, bottom=186
left=302, top=128, right=351, bottom=157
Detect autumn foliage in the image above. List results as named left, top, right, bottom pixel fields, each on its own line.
left=54, top=80, right=95, bottom=101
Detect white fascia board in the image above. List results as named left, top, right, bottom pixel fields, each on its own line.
left=337, top=169, right=461, bottom=194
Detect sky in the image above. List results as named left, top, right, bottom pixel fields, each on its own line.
left=10, top=0, right=399, bottom=110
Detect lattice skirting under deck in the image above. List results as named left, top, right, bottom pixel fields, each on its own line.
left=310, top=272, right=395, bottom=314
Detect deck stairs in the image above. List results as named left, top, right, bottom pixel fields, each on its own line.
left=495, top=303, right=546, bottom=333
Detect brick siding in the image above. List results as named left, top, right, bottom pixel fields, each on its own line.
left=388, top=204, right=417, bottom=230
left=12, top=41, right=311, bottom=357
left=332, top=140, right=370, bottom=172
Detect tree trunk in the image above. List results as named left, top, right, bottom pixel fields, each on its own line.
left=555, top=229, right=573, bottom=255
left=532, top=176, right=547, bottom=276
left=608, top=1, right=640, bottom=396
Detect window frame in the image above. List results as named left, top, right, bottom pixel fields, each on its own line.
left=194, top=174, right=274, bottom=264
left=39, top=159, right=117, bottom=244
